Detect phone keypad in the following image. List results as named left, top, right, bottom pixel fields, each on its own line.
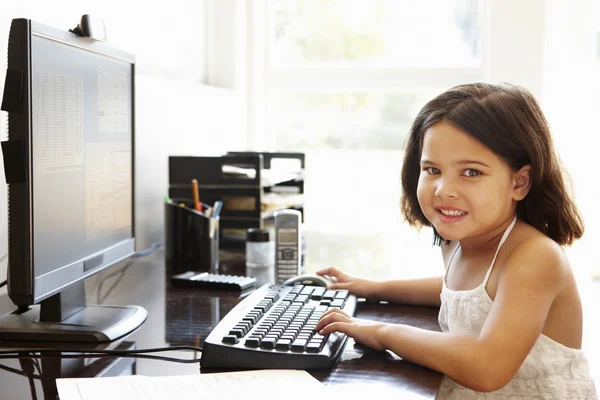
left=277, top=245, right=300, bottom=282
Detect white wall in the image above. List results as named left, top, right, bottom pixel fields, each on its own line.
left=543, top=0, right=600, bottom=278
left=0, top=1, right=243, bottom=290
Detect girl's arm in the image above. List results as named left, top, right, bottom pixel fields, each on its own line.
left=317, top=237, right=565, bottom=392
left=367, top=277, right=443, bottom=306
left=317, top=267, right=443, bottom=307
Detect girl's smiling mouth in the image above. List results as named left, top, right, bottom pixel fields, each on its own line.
left=435, top=206, right=468, bottom=223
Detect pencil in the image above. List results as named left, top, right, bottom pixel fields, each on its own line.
left=191, top=179, right=202, bottom=212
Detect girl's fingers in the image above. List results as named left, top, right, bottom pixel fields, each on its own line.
left=329, top=281, right=352, bottom=290
left=319, top=307, right=350, bottom=320
left=319, top=321, right=348, bottom=336
left=316, top=266, right=345, bottom=280
left=315, top=267, right=329, bottom=274
left=315, top=310, right=352, bottom=332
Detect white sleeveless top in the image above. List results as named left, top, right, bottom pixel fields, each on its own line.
left=437, top=217, right=598, bottom=399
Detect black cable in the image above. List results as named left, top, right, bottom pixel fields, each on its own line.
left=96, top=260, right=133, bottom=304
left=0, top=353, right=201, bottom=364
left=132, top=242, right=162, bottom=258
left=96, top=242, right=163, bottom=304
left=0, top=280, right=6, bottom=289
left=0, top=345, right=203, bottom=364
left=0, top=345, right=201, bottom=355
left=0, top=243, right=200, bottom=365
left=19, top=357, right=38, bottom=400
left=31, top=356, right=42, bottom=377
left=0, top=362, right=42, bottom=379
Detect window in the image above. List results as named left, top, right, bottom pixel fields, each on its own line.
left=248, top=0, right=485, bottom=278
left=272, top=0, right=481, bottom=67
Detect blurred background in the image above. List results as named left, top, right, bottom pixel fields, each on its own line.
left=0, top=0, right=598, bottom=287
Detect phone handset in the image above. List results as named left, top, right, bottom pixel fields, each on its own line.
left=274, top=209, right=302, bottom=284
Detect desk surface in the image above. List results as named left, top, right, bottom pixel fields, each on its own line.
left=0, top=249, right=444, bottom=399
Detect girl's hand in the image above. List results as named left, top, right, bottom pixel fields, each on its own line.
left=316, top=266, right=378, bottom=300
left=315, top=308, right=387, bottom=351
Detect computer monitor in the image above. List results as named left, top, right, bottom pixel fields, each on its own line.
left=0, top=18, right=147, bottom=341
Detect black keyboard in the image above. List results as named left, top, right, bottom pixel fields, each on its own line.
left=171, top=272, right=257, bottom=291
left=200, top=283, right=358, bottom=370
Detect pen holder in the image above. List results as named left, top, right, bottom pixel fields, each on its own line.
left=165, top=201, right=219, bottom=274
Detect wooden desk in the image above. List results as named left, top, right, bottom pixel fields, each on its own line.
left=0, top=249, right=444, bottom=399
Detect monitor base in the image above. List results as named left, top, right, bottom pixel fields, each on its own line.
left=0, top=304, right=147, bottom=342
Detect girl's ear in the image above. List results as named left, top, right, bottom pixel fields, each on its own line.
left=512, top=165, right=532, bottom=201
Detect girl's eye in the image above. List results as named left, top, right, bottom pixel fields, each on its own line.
left=463, top=169, right=482, bottom=177
left=424, top=167, right=440, bottom=175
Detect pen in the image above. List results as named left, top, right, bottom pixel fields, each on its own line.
left=191, top=179, right=202, bottom=212
left=211, top=200, right=223, bottom=218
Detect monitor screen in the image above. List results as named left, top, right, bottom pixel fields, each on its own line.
left=0, top=19, right=146, bottom=342
left=31, top=30, right=133, bottom=285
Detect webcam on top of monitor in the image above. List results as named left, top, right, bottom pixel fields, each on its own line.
left=69, top=14, right=106, bottom=42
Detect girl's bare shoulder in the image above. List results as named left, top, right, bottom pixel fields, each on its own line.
left=504, top=222, right=570, bottom=282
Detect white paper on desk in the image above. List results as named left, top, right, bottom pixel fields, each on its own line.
left=56, top=369, right=324, bottom=400
left=323, top=383, right=431, bottom=399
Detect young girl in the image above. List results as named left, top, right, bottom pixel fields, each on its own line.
left=315, top=83, right=597, bottom=399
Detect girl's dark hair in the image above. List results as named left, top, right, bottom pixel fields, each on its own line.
left=401, top=82, right=584, bottom=246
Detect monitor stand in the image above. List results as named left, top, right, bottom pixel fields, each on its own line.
left=0, top=282, right=147, bottom=342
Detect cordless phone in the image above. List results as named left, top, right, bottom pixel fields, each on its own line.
left=274, top=209, right=302, bottom=284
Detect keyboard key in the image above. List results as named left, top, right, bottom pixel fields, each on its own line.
left=312, top=333, right=329, bottom=344
left=310, top=339, right=326, bottom=349
left=291, top=339, right=308, bottom=352
left=244, top=337, right=260, bottom=347
left=330, top=299, right=345, bottom=308
left=228, top=328, right=245, bottom=338
left=260, top=338, right=276, bottom=349
left=300, top=287, right=314, bottom=295
left=222, top=335, right=239, bottom=344
left=243, top=315, right=258, bottom=324
left=305, top=342, right=322, bottom=353
left=323, top=290, right=336, bottom=300
left=276, top=339, right=292, bottom=350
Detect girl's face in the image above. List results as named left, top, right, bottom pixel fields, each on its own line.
left=417, top=122, right=518, bottom=242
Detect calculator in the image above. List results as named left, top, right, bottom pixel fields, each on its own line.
left=170, top=271, right=257, bottom=291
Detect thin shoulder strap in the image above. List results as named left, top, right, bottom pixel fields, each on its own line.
left=482, top=215, right=518, bottom=287
left=444, top=242, right=461, bottom=284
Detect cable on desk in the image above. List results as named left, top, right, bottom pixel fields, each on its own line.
left=0, top=361, right=42, bottom=379
left=0, top=353, right=201, bottom=364
left=31, top=355, right=42, bottom=383
left=96, top=260, right=134, bottom=304
left=19, top=357, right=39, bottom=400
left=96, top=242, right=163, bottom=304
left=132, top=242, right=163, bottom=258
left=0, top=345, right=203, bottom=364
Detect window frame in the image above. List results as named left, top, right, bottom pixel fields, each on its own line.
left=205, top=0, right=547, bottom=153
left=247, top=0, right=488, bottom=150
